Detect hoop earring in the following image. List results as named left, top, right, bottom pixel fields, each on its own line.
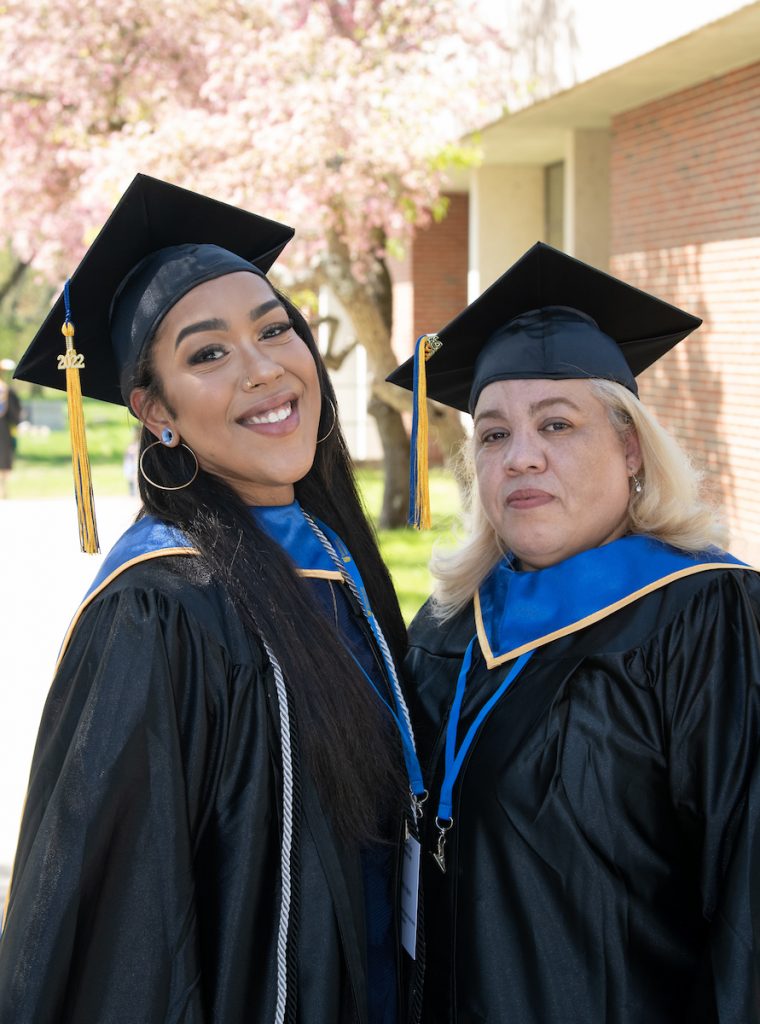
left=139, top=439, right=200, bottom=491
left=317, top=398, right=337, bottom=444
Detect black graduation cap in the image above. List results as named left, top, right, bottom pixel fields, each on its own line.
left=13, top=174, right=294, bottom=555
left=15, top=173, right=295, bottom=406
left=387, top=241, right=702, bottom=413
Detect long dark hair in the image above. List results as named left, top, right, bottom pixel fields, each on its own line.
left=132, top=283, right=408, bottom=843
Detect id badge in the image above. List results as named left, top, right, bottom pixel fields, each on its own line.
left=400, top=833, right=421, bottom=958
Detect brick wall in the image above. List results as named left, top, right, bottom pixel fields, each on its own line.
left=609, top=61, right=760, bottom=560
left=411, top=192, right=469, bottom=347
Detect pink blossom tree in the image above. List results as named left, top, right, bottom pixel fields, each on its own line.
left=0, top=0, right=563, bottom=524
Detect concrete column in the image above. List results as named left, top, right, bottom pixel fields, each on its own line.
left=564, top=129, right=611, bottom=268
left=469, top=164, right=545, bottom=293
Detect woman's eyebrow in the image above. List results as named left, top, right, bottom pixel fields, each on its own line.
left=175, top=318, right=228, bottom=348
left=528, top=396, right=582, bottom=415
left=474, top=396, right=582, bottom=426
left=473, top=407, right=501, bottom=427
left=250, top=299, right=284, bottom=322
left=174, top=300, right=285, bottom=348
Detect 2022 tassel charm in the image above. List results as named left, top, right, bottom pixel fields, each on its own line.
left=60, top=282, right=99, bottom=553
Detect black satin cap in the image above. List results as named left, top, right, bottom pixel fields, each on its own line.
left=15, top=173, right=295, bottom=406
left=387, top=242, right=702, bottom=412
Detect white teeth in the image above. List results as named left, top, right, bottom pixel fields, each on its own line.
left=248, top=401, right=292, bottom=425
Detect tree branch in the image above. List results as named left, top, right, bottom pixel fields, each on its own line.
left=0, top=258, right=30, bottom=305
left=311, top=314, right=359, bottom=370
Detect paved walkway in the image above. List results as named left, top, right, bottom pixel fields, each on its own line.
left=0, top=495, right=140, bottom=909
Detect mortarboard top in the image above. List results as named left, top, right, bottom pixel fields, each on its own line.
left=15, top=173, right=295, bottom=406
left=387, top=241, right=702, bottom=413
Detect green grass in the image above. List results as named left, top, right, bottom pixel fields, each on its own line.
left=358, top=467, right=463, bottom=622
left=7, top=399, right=463, bottom=621
left=9, top=399, right=136, bottom=499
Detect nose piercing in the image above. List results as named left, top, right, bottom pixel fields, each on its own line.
left=244, top=378, right=256, bottom=391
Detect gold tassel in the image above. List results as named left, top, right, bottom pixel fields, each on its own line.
left=410, top=333, right=441, bottom=530
left=60, top=321, right=99, bottom=553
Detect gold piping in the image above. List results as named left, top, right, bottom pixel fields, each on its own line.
left=5, top=548, right=203, bottom=931
left=475, top=562, right=752, bottom=669
left=299, top=569, right=344, bottom=581
left=55, top=548, right=199, bottom=670
left=56, top=551, right=346, bottom=671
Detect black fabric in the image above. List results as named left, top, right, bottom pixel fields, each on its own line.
left=310, top=576, right=399, bottom=1024
left=386, top=242, right=702, bottom=412
left=14, top=174, right=294, bottom=406
left=469, top=306, right=636, bottom=409
left=0, top=556, right=409, bottom=1023
left=406, top=567, right=760, bottom=1023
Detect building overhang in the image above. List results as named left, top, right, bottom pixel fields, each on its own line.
left=470, top=1, right=760, bottom=167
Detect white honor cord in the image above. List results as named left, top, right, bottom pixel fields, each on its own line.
left=262, top=637, right=294, bottom=1024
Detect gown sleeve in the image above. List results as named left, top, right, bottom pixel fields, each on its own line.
left=665, top=570, right=760, bottom=1021
left=0, top=581, right=239, bottom=1023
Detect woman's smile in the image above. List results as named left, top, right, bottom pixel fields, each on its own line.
left=237, top=393, right=300, bottom=432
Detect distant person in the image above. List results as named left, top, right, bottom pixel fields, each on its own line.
left=0, top=358, right=21, bottom=499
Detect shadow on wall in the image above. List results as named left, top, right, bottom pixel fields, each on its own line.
left=614, top=243, right=738, bottom=530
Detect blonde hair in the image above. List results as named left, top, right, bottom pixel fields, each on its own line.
left=430, top=378, right=727, bottom=620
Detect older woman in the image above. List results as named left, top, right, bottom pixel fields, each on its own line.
left=389, top=243, right=760, bottom=1023
left=0, top=176, right=424, bottom=1024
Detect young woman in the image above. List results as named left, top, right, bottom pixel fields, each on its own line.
left=390, top=243, right=760, bottom=1023
left=0, top=175, right=424, bottom=1024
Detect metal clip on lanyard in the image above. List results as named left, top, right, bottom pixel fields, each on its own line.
left=433, top=638, right=534, bottom=873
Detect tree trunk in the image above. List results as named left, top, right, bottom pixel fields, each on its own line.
left=322, top=232, right=411, bottom=527
left=0, top=258, right=29, bottom=305
left=320, top=233, right=474, bottom=526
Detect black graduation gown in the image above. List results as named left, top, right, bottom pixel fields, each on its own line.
left=0, top=554, right=403, bottom=1023
left=406, top=567, right=760, bottom=1023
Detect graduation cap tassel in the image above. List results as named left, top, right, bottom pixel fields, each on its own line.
left=408, top=333, right=441, bottom=530
left=61, top=281, right=99, bottom=553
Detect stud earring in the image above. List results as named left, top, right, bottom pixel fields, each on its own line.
left=161, top=428, right=175, bottom=446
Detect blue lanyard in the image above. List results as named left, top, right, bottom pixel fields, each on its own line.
left=348, top=651, right=425, bottom=798
left=433, top=637, right=534, bottom=871
left=310, top=517, right=427, bottom=810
